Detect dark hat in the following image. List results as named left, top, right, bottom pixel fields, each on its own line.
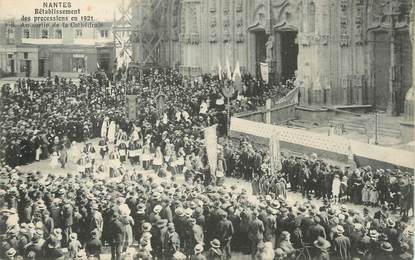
left=47, top=239, right=59, bottom=249
left=298, top=206, right=306, bottom=213
left=91, top=229, right=99, bottom=238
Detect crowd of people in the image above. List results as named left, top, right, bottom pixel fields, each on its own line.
left=0, top=70, right=413, bottom=260
left=0, top=162, right=413, bottom=260
left=0, top=70, right=294, bottom=169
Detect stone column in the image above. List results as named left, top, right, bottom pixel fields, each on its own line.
left=404, top=5, right=414, bottom=123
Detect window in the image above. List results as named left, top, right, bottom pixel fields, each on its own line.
left=41, top=29, right=49, bottom=39
left=100, top=30, right=108, bottom=38
left=6, top=28, right=15, bottom=44
left=23, top=29, right=30, bottom=39
left=24, top=52, right=28, bottom=59
left=55, top=29, right=62, bottom=39
left=75, top=29, right=83, bottom=38
left=72, top=55, right=86, bottom=73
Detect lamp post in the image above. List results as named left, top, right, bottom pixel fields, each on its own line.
left=222, top=82, right=235, bottom=136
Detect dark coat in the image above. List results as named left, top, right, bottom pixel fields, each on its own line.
left=85, top=238, right=102, bottom=257
left=333, top=234, right=351, bottom=259
left=248, top=218, right=264, bottom=242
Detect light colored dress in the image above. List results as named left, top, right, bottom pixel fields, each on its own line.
left=153, top=149, right=163, bottom=166
left=50, top=152, right=60, bottom=169
left=332, top=177, right=341, bottom=197
left=362, top=184, right=370, bottom=203
left=369, top=187, right=379, bottom=204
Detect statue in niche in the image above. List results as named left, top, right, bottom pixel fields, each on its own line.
left=265, top=35, right=274, bottom=62
left=223, top=17, right=230, bottom=42
left=294, top=70, right=305, bottom=88
left=210, top=18, right=217, bottom=43
left=236, top=0, right=243, bottom=12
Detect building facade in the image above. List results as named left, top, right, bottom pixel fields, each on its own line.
left=0, top=20, right=115, bottom=78
left=132, top=0, right=413, bottom=115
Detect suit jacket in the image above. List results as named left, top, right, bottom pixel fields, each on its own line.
left=216, top=219, right=234, bottom=243
left=334, top=234, right=351, bottom=259
left=308, top=223, right=326, bottom=243
left=164, top=231, right=180, bottom=257
left=109, top=218, right=124, bottom=244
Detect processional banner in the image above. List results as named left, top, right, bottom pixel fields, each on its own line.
left=126, top=95, right=137, bottom=121
left=260, top=62, right=269, bottom=83
left=204, top=125, right=218, bottom=175
left=269, top=133, right=281, bottom=174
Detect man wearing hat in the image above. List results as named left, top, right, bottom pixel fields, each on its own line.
left=333, top=225, right=351, bottom=259
left=5, top=248, right=18, bottom=260
left=313, top=236, right=331, bottom=260
left=264, top=207, right=277, bottom=248
left=278, top=231, right=296, bottom=258
left=163, top=223, right=180, bottom=259
left=151, top=219, right=168, bottom=259
left=380, top=242, right=394, bottom=259
left=24, top=229, right=45, bottom=259
left=206, top=239, right=222, bottom=260
left=215, top=210, right=233, bottom=259
left=191, top=243, right=206, bottom=260
left=109, top=213, right=124, bottom=260
left=308, top=216, right=326, bottom=243
left=384, top=218, right=399, bottom=251
left=68, top=233, right=82, bottom=259
left=45, top=239, right=65, bottom=260
left=247, top=210, right=264, bottom=257
left=136, top=239, right=152, bottom=260
left=85, top=229, right=102, bottom=259
left=62, top=200, right=74, bottom=246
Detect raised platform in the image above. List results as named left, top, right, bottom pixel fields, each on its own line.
left=294, top=106, right=414, bottom=147
left=230, top=117, right=414, bottom=172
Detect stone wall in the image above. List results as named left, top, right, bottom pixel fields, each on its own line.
left=162, top=0, right=412, bottom=109
left=132, top=0, right=412, bottom=111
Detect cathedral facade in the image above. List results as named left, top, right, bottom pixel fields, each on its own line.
left=132, top=0, right=413, bottom=115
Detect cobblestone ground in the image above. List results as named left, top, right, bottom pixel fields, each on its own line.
left=18, top=139, right=414, bottom=259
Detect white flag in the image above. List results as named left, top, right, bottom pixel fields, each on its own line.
left=218, top=59, right=222, bottom=80
left=204, top=125, right=218, bottom=175
left=232, top=61, right=241, bottom=81
left=233, top=61, right=243, bottom=92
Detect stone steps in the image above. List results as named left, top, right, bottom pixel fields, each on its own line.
left=328, top=115, right=401, bottom=138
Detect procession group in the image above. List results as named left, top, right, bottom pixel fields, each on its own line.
left=0, top=70, right=413, bottom=260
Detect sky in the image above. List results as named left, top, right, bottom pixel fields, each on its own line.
left=0, top=0, right=129, bottom=21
